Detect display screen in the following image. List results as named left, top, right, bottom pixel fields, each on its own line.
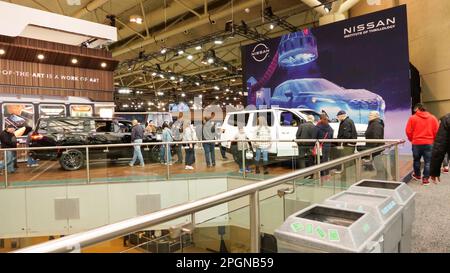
left=3, top=103, right=35, bottom=134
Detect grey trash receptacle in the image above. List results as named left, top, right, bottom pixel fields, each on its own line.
left=347, top=179, right=416, bottom=253
left=274, top=204, right=382, bottom=253
left=323, top=191, right=403, bottom=252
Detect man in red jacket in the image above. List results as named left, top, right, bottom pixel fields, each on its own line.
left=405, top=103, right=439, bottom=185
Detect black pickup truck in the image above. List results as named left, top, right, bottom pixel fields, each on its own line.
left=29, top=117, right=164, bottom=170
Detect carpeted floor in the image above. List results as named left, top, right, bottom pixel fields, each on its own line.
left=409, top=173, right=450, bottom=253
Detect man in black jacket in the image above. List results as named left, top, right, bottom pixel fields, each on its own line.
left=363, top=111, right=385, bottom=178
left=336, top=110, right=357, bottom=181
left=296, top=115, right=318, bottom=169
left=430, top=113, right=450, bottom=182
left=0, top=125, right=17, bottom=173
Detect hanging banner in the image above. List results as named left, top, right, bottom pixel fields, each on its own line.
left=242, top=5, right=410, bottom=151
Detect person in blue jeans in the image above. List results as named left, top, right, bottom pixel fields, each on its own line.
left=202, top=116, right=216, bottom=167
left=129, top=120, right=145, bottom=167
left=405, top=104, right=439, bottom=185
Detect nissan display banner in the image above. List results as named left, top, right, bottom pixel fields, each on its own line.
left=242, top=6, right=410, bottom=151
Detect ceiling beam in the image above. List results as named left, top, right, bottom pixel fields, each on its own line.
left=72, top=0, right=111, bottom=18
left=112, top=0, right=262, bottom=57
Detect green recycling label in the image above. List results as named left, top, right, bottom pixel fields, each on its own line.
left=306, top=224, right=314, bottom=234
left=316, top=226, right=326, bottom=239
left=290, top=223, right=304, bottom=233
left=328, top=229, right=340, bottom=242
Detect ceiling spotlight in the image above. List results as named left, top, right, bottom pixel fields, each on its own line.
left=214, top=86, right=220, bottom=90
left=207, top=58, right=214, bottom=64
left=71, top=58, right=78, bottom=64
left=226, top=88, right=230, bottom=92
left=118, top=88, right=132, bottom=94
left=152, top=72, right=157, bottom=76
left=215, top=96, right=219, bottom=100
left=0, top=49, right=5, bottom=55
left=160, top=48, right=167, bottom=54
left=130, top=15, right=143, bottom=24
left=179, top=78, right=184, bottom=82
left=37, top=54, right=45, bottom=60
left=159, top=74, right=165, bottom=79
left=195, top=45, right=202, bottom=50
left=199, top=94, right=202, bottom=98
left=195, top=82, right=200, bottom=86
left=269, top=24, right=275, bottom=30
left=181, top=93, right=186, bottom=97
left=170, top=76, right=176, bottom=80
left=214, top=39, right=223, bottom=45
left=223, top=67, right=228, bottom=71
left=187, top=55, right=194, bottom=60
left=244, top=8, right=250, bottom=13
left=178, top=49, right=184, bottom=55
left=189, top=100, right=193, bottom=104
left=231, top=78, right=236, bottom=82
left=101, top=62, right=107, bottom=68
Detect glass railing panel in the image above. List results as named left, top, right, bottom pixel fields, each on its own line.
left=88, top=143, right=167, bottom=184
left=5, top=147, right=89, bottom=188
left=194, top=200, right=251, bottom=253
left=360, top=148, right=393, bottom=181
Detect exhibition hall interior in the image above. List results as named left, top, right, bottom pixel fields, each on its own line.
left=0, top=0, right=449, bottom=254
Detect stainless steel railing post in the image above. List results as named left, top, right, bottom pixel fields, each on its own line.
left=166, top=143, right=170, bottom=180
left=4, top=150, right=8, bottom=188
left=249, top=191, right=260, bottom=253
left=315, top=141, right=321, bottom=181
left=242, top=144, right=246, bottom=179
left=85, top=147, right=90, bottom=184
left=394, top=145, right=400, bottom=181
left=355, top=156, right=362, bottom=183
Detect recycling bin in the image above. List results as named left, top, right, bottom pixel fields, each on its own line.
left=323, top=191, right=403, bottom=252
left=274, top=204, right=382, bottom=253
left=348, top=180, right=416, bottom=253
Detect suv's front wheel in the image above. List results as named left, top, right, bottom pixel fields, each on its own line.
left=59, top=149, right=84, bottom=171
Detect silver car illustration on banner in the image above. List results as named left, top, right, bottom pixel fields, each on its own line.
left=270, top=78, right=386, bottom=124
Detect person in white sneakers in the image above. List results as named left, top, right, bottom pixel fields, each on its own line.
left=183, top=121, right=197, bottom=170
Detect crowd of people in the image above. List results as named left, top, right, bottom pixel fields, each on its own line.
left=126, top=109, right=387, bottom=180
left=1, top=104, right=448, bottom=184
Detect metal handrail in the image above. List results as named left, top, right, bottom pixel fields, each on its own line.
left=0, top=138, right=403, bottom=152
left=13, top=140, right=404, bottom=253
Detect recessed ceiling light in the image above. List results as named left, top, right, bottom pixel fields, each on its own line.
left=37, top=54, right=45, bottom=60
left=152, top=72, right=157, bottom=76
left=178, top=50, right=184, bottom=55
left=161, top=48, right=167, bottom=54
left=101, top=62, right=107, bottom=68
left=187, top=55, right=194, bottom=60
left=195, top=45, right=202, bottom=50
left=71, top=58, right=78, bottom=64
left=214, top=39, right=223, bottom=45
left=269, top=24, right=275, bottom=30
left=0, top=49, right=5, bottom=55
left=181, top=93, right=186, bottom=97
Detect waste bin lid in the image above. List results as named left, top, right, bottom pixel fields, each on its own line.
left=348, top=180, right=415, bottom=205
left=274, top=204, right=381, bottom=252
left=324, top=191, right=402, bottom=224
